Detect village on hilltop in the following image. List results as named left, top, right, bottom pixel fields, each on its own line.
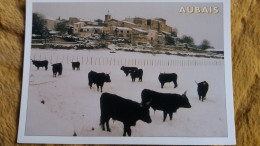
left=32, top=11, right=223, bottom=58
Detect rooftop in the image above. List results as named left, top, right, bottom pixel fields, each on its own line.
left=132, top=28, right=147, bottom=33
left=81, top=26, right=104, bottom=29
left=121, top=20, right=136, bottom=25
left=116, top=27, right=132, bottom=30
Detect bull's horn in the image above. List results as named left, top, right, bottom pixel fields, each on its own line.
left=195, top=81, right=198, bottom=84
left=184, top=90, right=187, bottom=95
left=145, top=100, right=152, bottom=106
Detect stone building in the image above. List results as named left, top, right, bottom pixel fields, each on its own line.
left=73, top=22, right=85, bottom=34
left=147, top=18, right=172, bottom=33
left=69, top=17, right=80, bottom=26
left=125, top=17, right=147, bottom=28
left=147, top=29, right=158, bottom=46
left=77, top=26, right=104, bottom=37
left=131, top=28, right=148, bottom=45
left=104, top=10, right=112, bottom=24
left=115, top=27, right=132, bottom=40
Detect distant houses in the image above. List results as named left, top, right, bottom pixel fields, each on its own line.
left=41, top=10, right=178, bottom=47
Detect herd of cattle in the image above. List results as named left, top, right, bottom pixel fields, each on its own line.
left=31, top=59, right=209, bottom=136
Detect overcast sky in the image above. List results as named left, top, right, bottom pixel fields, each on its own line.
left=33, top=2, right=223, bottom=50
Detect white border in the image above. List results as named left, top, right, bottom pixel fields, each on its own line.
left=18, top=0, right=235, bottom=145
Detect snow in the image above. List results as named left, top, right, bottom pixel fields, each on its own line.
left=121, top=20, right=136, bottom=25
left=116, top=27, right=132, bottom=30
left=26, top=48, right=227, bottom=137
left=81, top=26, right=104, bottom=29
left=132, top=28, right=147, bottom=33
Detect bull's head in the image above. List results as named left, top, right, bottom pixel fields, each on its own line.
left=105, top=74, right=111, bottom=82
left=182, top=90, right=191, bottom=108
left=32, top=60, right=36, bottom=65
left=120, top=66, right=125, bottom=70
left=139, top=101, right=152, bottom=124
left=140, top=99, right=152, bottom=108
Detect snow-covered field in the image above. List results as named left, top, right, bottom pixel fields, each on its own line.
left=25, top=48, right=227, bottom=137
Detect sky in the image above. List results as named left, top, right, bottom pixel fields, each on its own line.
left=33, top=2, right=224, bottom=50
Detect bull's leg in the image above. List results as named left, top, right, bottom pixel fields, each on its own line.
left=123, top=124, right=127, bottom=136
left=169, top=112, right=173, bottom=120
left=100, top=83, right=104, bottom=92
left=100, top=115, right=107, bottom=131
left=123, top=124, right=131, bottom=136
left=96, top=85, right=99, bottom=91
left=45, top=66, right=48, bottom=70
left=37, top=67, right=39, bottom=70
left=100, top=120, right=105, bottom=131
left=161, top=83, right=164, bottom=88
left=173, top=80, right=178, bottom=88
left=126, top=126, right=131, bottom=136
left=202, top=96, right=204, bottom=102
left=105, top=120, right=111, bottom=132
left=163, top=111, right=167, bottom=122
left=89, top=82, right=92, bottom=88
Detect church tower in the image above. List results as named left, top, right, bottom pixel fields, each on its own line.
left=105, top=10, right=111, bottom=24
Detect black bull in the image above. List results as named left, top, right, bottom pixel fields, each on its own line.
left=71, top=62, right=80, bottom=70
left=141, top=89, right=191, bottom=122
left=52, top=63, right=62, bottom=77
left=196, top=81, right=209, bottom=102
left=130, top=69, right=143, bottom=82
left=100, top=92, right=152, bottom=136
left=120, top=66, right=138, bottom=76
left=88, top=71, right=111, bottom=92
left=158, top=73, right=178, bottom=88
left=32, top=60, right=48, bottom=70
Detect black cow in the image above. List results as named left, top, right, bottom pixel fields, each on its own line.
left=130, top=69, right=143, bottom=82
left=158, top=73, right=178, bottom=88
left=196, top=81, right=209, bottom=102
left=88, top=70, right=111, bottom=92
left=100, top=92, right=152, bottom=136
left=32, top=60, right=48, bottom=70
left=71, top=62, right=80, bottom=70
left=141, top=89, right=191, bottom=122
left=51, top=63, right=62, bottom=77
left=120, top=66, right=138, bottom=76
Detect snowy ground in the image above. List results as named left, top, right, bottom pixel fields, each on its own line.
left=25, top=48, right=227, bottom=137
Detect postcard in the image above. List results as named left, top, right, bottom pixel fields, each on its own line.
left=18, top=0, right=235, bottom=145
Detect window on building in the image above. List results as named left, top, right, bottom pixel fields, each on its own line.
left=121, top=30, right=123, bottom=33
left=127, top=31, right=129, bottom=33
